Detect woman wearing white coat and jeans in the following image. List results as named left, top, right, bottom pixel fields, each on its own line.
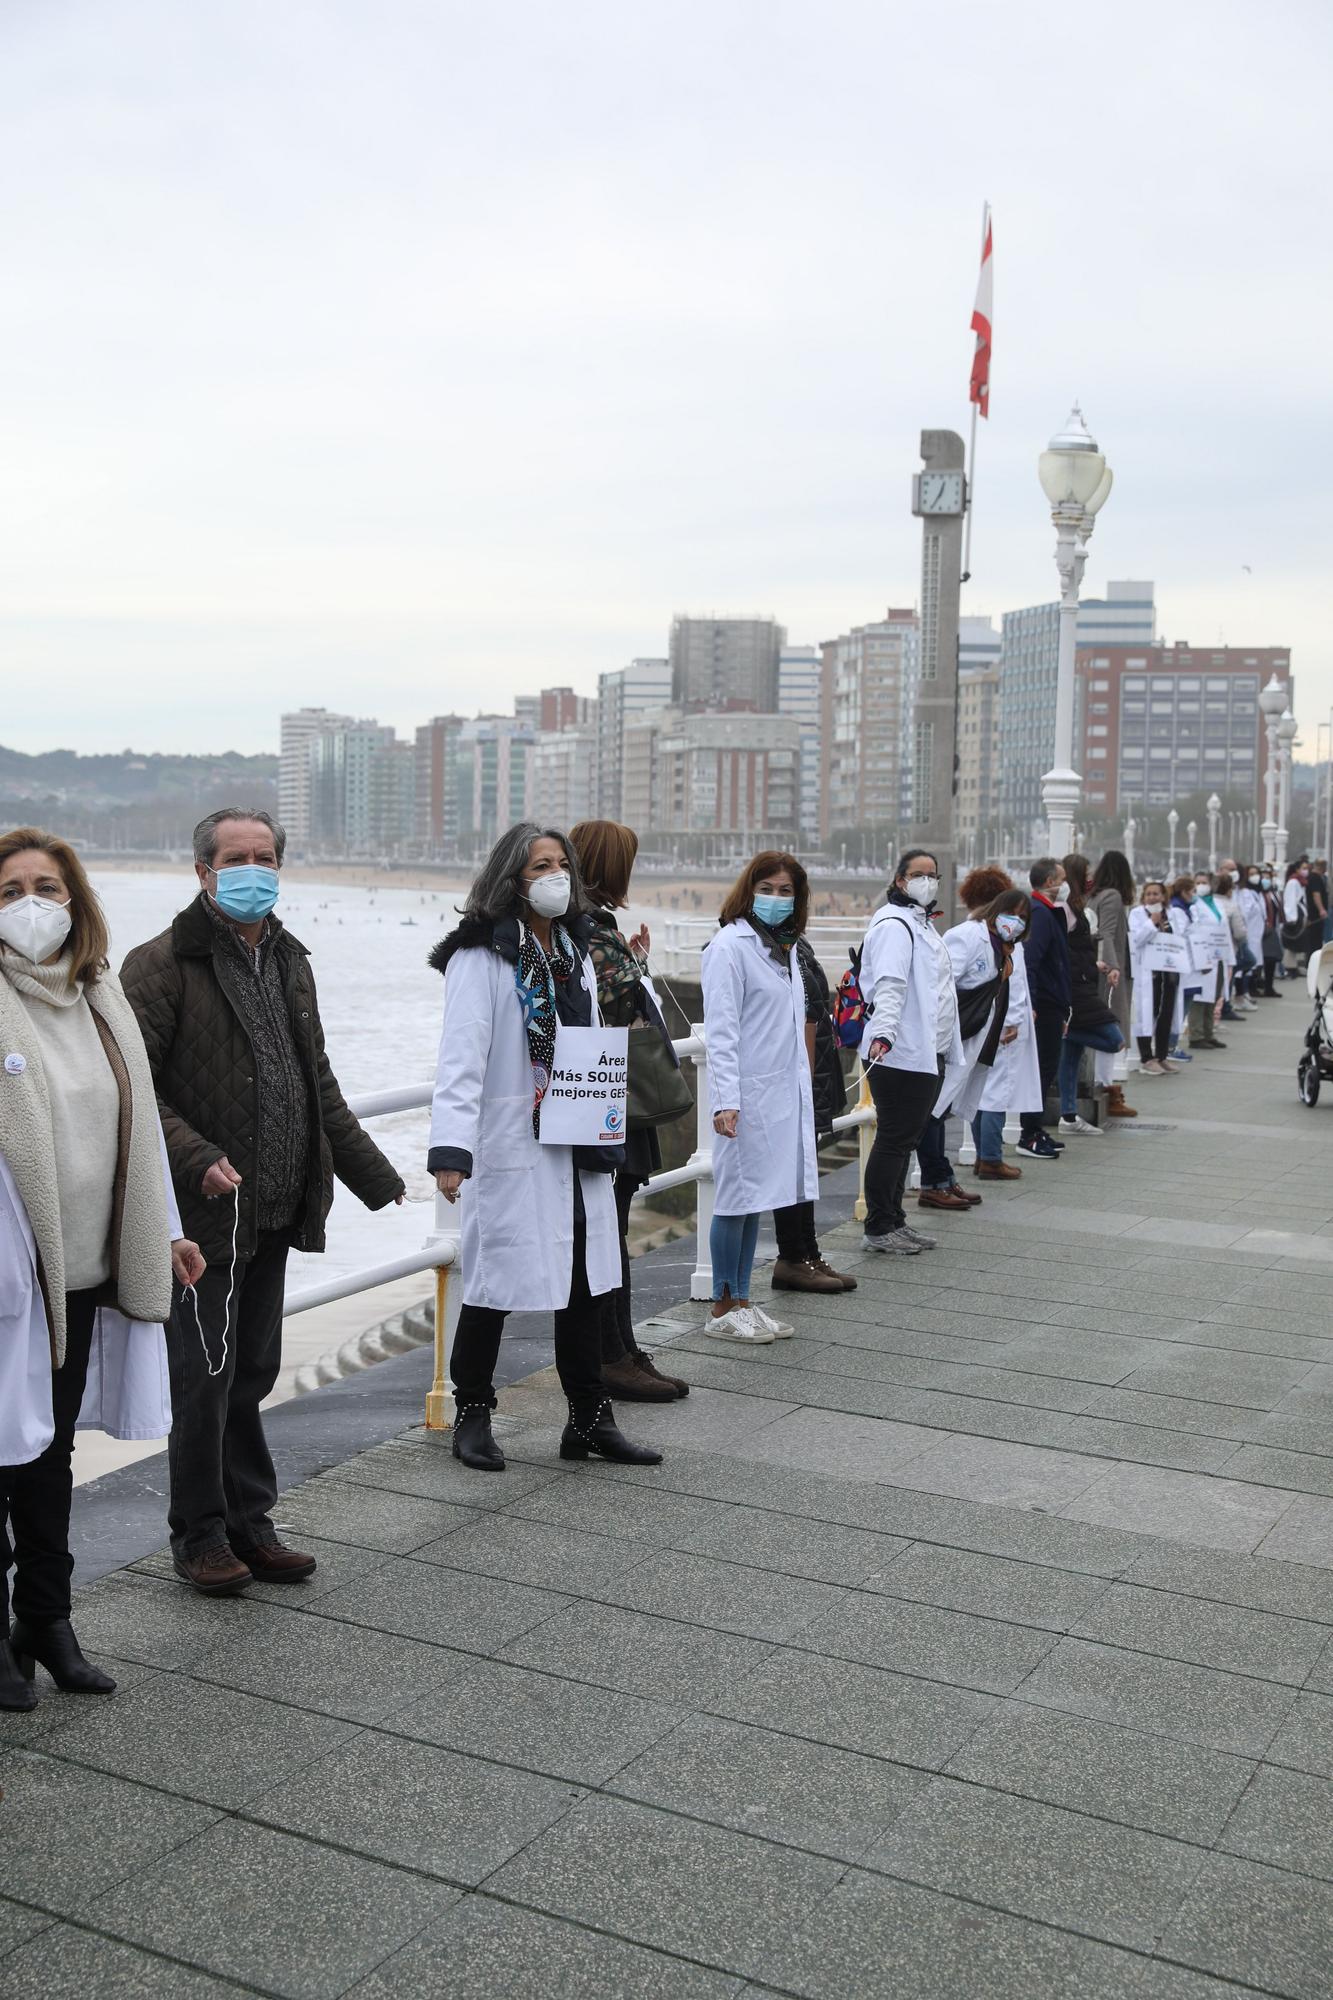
left=427, top=825, right=660, bottom=1473
left=859, top=850, right=963, bottom=1257
left=701, top=852, right=818, bottom=1343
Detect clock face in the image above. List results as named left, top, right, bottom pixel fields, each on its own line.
left=916, top=472, right=965, bottom=515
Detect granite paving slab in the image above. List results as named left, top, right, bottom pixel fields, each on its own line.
left=1071, top=1581, right=1330, bottom=1685
left=1161, top=1851, right=1333, bottom=1999
left=0, top=1926, right=247, bottom=1995
left=796, top=1587, right=1061, bottom=1695
left=345, top=1895, right=746, bottom=1998
left=862, top=1775, right=1209, bottom=1951
left=88, top=1817, right=460, bottom=1999
left=607, top=1713, right=931, bottom=1861
left=1018, top=1638, right=1300, bottom=1758
left=943, top=1698, right=1256, bottom=1843
left=708, top=1644, right=997, bottom=1768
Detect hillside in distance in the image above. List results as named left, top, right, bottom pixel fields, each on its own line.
left=0, top=744, right=278, bottom=849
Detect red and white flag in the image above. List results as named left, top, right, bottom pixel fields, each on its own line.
left=969, top=206, right=993, bottom=418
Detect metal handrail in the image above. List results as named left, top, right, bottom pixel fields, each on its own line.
left=312, top=1027, right=876, bottom=1428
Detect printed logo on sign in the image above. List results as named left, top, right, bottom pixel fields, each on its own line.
left=600, top=1105, right=623, bottom=1140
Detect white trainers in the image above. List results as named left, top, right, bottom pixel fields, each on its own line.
left=1058, top=1115, right=1102, bottom=1136
left=863, top=1228, right=923, bottom=1255
left=751, top=1304, right=794, bottom=1339
left=704, top=1307, right=775, bottom=1344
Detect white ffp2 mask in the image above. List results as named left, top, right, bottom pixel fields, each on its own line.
left=0, top=895, right=73, bottom=964
left=525, top=872, right=571, bottom=919
left=904, top=877, right=938, bottom=906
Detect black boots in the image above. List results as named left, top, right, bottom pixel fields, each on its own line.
left=560, top=1398, right=663, bottom=1466
left=9, top=1617, right=115, bottom=1695
left=0, top=1637, right=37, bottom=1711
left=452, top=1401, right=505, bottom=1472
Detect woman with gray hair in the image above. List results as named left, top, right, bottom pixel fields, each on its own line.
left=427, top=824, right=662, bottom=1473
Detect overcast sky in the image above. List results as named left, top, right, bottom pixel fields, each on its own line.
left=3, top=0, right=1331, bottom=759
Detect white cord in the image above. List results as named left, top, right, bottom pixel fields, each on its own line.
left=183, top=1182, right=240, bottom=1378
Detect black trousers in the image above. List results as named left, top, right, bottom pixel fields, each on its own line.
left=599, top=1171, right=645, bottom=1366
left=1020, top=1011, right=1067, bottom=1136
left=1137, top=971, right=1179, bottom=1063
left=166, top=1229, right=289, bottom=1559
left=453, top=1204, right=605, bottom=1410
left=1262, top=951, right=1279, bottom=995
left=1, top=1289, right=98, bottom=1626
left=863, top=1063, right=942, bottom=1236
left=773, top=1198, right=820, bottom=1263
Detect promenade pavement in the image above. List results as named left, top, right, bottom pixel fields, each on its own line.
left=3, top=998, right=1333, bottom=1998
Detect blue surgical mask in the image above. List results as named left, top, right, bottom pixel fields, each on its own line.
left=753, top=894, right=795, bottom=928
left=994, top=914, right=1025, bottom=942
left=212, top=864, right=280, bottom=923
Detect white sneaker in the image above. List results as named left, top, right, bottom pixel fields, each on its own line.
left=704, top=1307, right=775, bottom=1344
left=751, top=1304, right=794, bottom=1339
left=1058, top=1115, right=1102, bottom=1136
left=864, top=1228, right=924, bottom=1255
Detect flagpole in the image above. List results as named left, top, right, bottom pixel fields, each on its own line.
left=962, top=199, right=989, bottom=584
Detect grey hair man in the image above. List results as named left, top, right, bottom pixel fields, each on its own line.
left=121, top=808, right=405, bottom=1596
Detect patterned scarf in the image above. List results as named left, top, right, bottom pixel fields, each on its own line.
left=513, top=919, right=576, bottom=1136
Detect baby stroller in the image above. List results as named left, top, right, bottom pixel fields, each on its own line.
left=1297, top=943, right=1333, bottom=1105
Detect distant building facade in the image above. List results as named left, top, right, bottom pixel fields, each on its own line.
left=956, top=661, right=1002, bottom=857
left=819, top=608, right=920, bottom=841
left=621, top=708, right=799, bottom=850
left=778, top=645, right=823, bottom=846
left=669, top=615, right=785, bottom=714
left=596, top=657, right=671, bottom=820
left=527, top=721, right=599, bottom=829
left=308, top=719, right=395, bottom=851
left=1075, top=641, right=1292, bottom=815
left=279, top=707, right=353, bottom=845
left=999, top=582, right=1156, bottom=842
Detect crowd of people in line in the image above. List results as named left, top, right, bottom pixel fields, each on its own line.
left=0, top=806, right=1315, bottom=1710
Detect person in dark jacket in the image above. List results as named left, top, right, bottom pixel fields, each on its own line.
left=1055, top=853, right=1125, bottom=1136
left=771, top=937, right=857, bottom=1293
left=570, top=818, right=689, bottom=1402
left=121, top=809, right=405, bottom=1595
left=1017, top=857, right=1072, bottom=1162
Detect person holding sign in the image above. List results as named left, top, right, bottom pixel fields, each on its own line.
left=427, top=825, right=661, bottom=1473
left=1172, top=875, right=1227, bottom=1052
left=1129, top=881, right=1184, bottom=1074
left=701, top=852, right=819, bottom=1338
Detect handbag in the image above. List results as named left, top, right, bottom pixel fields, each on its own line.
left=957, top=973, right=1002, bottom=1040
left=626, top=1016, right=695, bottom=1130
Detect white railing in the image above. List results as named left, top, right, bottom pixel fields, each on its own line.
left=292, top=1029, right=876, bottom=1430
left=650, top=916, right=865, bottom=980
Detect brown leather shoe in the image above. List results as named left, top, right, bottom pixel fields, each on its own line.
left=602, top=1354, right=678, bottom=1401
left=1105, top=1085, right=1138, bottom=1118
left=811, top=1257, right=857, bottom=1292
left=631, top=1349, right=689, bottom=1398
left=173, top=1545, right=254, bottom=1595
left=917, top=1187, right=972, bottom=1212
left=947, top=1181, right=983, bottom=1206
left=772, top=1256, right=845, bottom=1293
left=974, top=1160, right=1022, bottom=1180
left=235, top=1540, right=318, bottom=1583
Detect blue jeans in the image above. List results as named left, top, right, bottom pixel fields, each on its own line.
left=971, top=1110, right=1005, bottom=1163
left=1058, top=1022, right=1124, bottom=1116
left=710, top=1212, right=759, bottom=1303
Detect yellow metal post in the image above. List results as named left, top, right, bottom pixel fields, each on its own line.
left=425, top=1264, right=451, bottom=1430
left=854, top=1072, right=872, bottom=1223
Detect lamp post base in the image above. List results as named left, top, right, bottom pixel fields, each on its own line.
left=1041, top=766, right=1083, bottom=859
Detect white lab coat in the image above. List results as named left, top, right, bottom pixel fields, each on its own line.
left=1284, top=878, right=1308, bottom=928
left=857, top=902, right=964, bottom=1076
left=429, top=940, right=619, bottom=1312
left=1239, top=887, right=1266, bottom=963
left=1128, top=906, right=1185, bottom=1040
left=939, top=921, right=1042, bottom=1117
left=0, top=1146, right=176, bottom=1466
left=1167, top=902, right=1202, bottom=999
left=701, top=921, right=818, bottom=1216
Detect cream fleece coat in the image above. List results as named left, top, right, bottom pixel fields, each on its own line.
left=0, top=956, right=174, bottom=1365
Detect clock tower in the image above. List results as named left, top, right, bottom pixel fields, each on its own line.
left=908, top=428, right=967, bottom=920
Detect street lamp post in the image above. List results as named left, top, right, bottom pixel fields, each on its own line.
left=1167, top=809, right=1179, bottom=876
left=1259, top=674, right=1287, bottom=864
left=1207, top=793, right=1221, bottom=873
left=1276, top=710, right=1299, bottom=872
left=1123, top=816, right=1136, bottom=869
left=1037, top=406, right=1113, bottom=858
left=1187, top=821, right=1198, bottom=872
